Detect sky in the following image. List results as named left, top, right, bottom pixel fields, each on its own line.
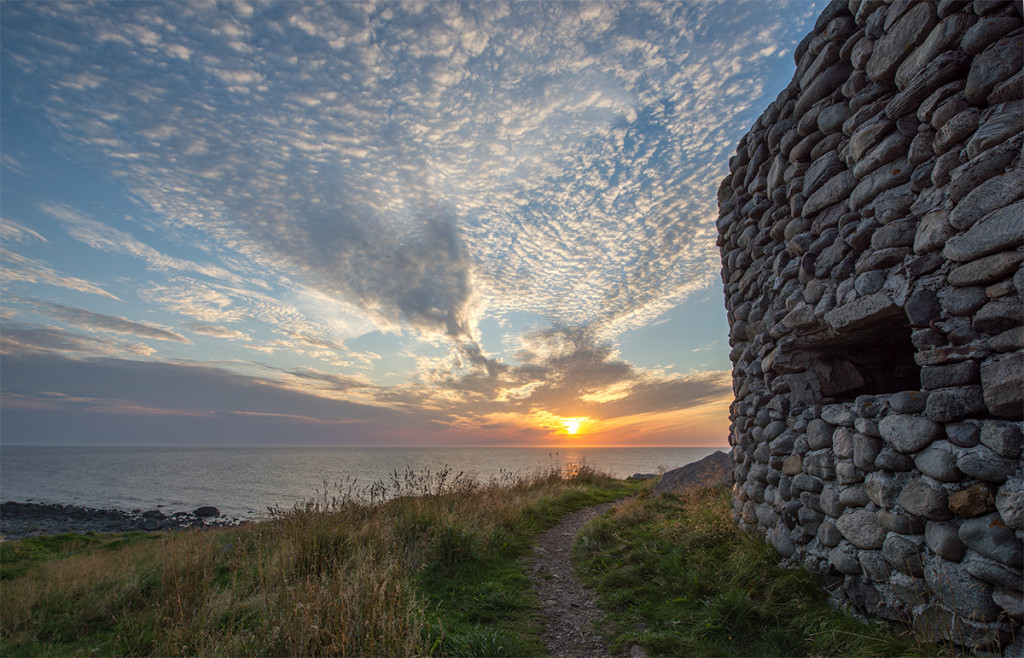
left=1, top=0, right=824, bottom=447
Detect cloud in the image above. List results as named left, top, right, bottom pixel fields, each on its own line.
left=1, top=248, right=122, bottom=300
left=38, top=202, right=255, bottom=287
left=0, top=219, right=48, bottom=243
left=3, top=0, right=815, bottom=346
left=183, top=321, right=250, bottom=340
left=0, top=352, right=425, bottom=445
left=0, top=321, right=156, bottom=357
left=20, top=299, right=189, bottom=343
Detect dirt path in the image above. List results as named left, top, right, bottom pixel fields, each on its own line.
left=529, top=500, right=622, bottom=658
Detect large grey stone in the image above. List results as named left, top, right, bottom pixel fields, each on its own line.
left=888, top=390, right=928, bottom=414
left=947, top=134, right=1023, bottom=204
left=853, top=433, right=883, bottom=471
left=879, top=509, right=924, bottom=534
left=965, top=31, right=1024, bottom=105
left=957, top=444, right=1018, bottom=483
left=839, top=483, right=869, bottom=507
left=865, top=470, right=903, bottom=508
left=974, top=298, right=1024, bottom=335
left=920, top=361, right=979, bottom=390
left=980, top=420, right=1023, bottom=459
left=806, top=418, right=835, bottom=450
left=944, top=202, right=1024, bottom=263
left=818, top=519, right=843, bottom=547
left=959, top=513, right=1023, bottom=569
left=803, top=151, right=846, bottom=195
left=926, top=520, right=967, bottom=561
left=947, top=250, right=1022, bottom=287
left=859, top=549, right=890, bottom=582
left=915, top=443, right=962, bottom=482
left=895, top=12, right=977, bottom=89
left=962, top=16, right=1020, bottom=56
left=820, top=483, right=844, bottom=518
left=913, top=210, right=956, bottom=254
left=803, top=170, right=858, bottom=216
left=938, top=285, right=989, bottom=315
left=804, top=449, right=836, bottom=480
left=883, top=532, right=925, bottom=576
left=963, top=551, right=1024, bottom=589
left=949, top=169, right=1024, bottom=231
left=875, top=447, right=916, bottom=471
left=866, top=1, right=937, bottom=82
left=981, top=352, right=1024, bottom=419
left=795, top=63, right=854, bottom=118
left=991, top=327, right=1024, bottom=354
left=830, top=542, right=863, bottom=575
left=946, top=422, right=981, bottom=448
left=849, top=112, right=894, bottom=162
left=849, top=158, right=912, bottom=210
left=996, top=477, right=1024, bottom=531
left=923, top=386, right=987, bottom=423
left=885, top=51, right=970, bottom=120
left=836, top=508, right=888, bottom=549
left=793, top=472, right=824, bottom=494
left=924, top=555, right=1002, bottom=622
left=967, top=102, right=1024, bottom=160
left=822, top=404, right=857, bottom=426
left=878, top=414, right=942, bottom=453
left=824, top=292, right=901, bottom=333
left=993, top=588, right=1023, bottom=623
left=899, top=477, right=952, bottom=520
left=934, top=106, right=980, bottom=154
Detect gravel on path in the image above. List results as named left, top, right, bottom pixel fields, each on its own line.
left=529, top=500, right=625, bottom=658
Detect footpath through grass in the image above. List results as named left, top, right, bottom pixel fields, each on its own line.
left=574, top=483, right=946, bottom=657
left=1, top=465, right=634, bottom=657
left=3, top=470, right=947, bottom=657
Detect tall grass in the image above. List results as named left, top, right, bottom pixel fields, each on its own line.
left=1, top=464, right=631, bottom=657
left=574, top=483, right=946, bottom=657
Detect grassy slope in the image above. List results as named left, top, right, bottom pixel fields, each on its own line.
left=2, top=472, right=946, bottom=657
left=574, top=484, right=946, bottom=657
left=1, top=467, right=635, bottom=657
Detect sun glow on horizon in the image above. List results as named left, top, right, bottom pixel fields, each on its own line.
left=561, top=417, right=590, bottom=435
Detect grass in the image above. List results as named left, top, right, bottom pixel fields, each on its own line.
left=2, top=469, right=947, bottom=657
left=0, top=464, right=635, bottom=657
left=574, top=483, right=946, bottom=657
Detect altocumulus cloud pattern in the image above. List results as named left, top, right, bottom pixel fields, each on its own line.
left=1, top=0, right=821, bottom=446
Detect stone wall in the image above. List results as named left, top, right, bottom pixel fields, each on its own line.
left=716, top=0, right=1022, bottom=650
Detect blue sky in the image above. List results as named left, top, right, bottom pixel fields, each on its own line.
left=1, top=0, right=823, bottom=446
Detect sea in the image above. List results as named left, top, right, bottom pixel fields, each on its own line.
left=0, top=445, right=722, bottom=520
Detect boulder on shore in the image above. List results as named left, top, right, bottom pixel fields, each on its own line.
left=653, top=451, right=733, bottom=496
left=192, top=506, right=220, bottom=518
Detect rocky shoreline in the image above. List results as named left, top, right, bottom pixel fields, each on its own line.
left=0, top=501, right=244, bottom=540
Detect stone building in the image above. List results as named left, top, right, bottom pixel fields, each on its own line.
left=716, top=0, right=1022, bottom=650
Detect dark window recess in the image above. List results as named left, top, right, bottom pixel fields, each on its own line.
left=818, top=321, right=919, bottom=401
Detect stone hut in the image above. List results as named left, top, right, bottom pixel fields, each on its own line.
left=716, top=0, right=1022, bottom=650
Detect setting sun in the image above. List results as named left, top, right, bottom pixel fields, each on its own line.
left=561, top=417, right=589, bottom=435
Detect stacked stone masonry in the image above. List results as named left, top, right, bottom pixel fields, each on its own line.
left=717, top=0, right=1023, bottom=650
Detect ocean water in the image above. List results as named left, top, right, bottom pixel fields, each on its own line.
left=0, top=445, right=722, bottom=519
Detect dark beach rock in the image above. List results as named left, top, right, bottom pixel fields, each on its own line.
left=653, top=451, right=733, bottom=496
left=1, top=501, right=237, bottom=540
left=192, top=506, right=220, bottom=518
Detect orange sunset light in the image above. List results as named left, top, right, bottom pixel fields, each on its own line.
left=560, top=417, right=590, bottom=435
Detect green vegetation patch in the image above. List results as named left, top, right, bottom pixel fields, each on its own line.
left=574, top=485, right=945, bottom=657
left=0, top=531, right=159, bottom=581
left=0, top=465, right=636, bottom=657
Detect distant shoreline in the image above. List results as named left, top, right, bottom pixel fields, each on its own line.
left=0, top=501, right=242, bottom=541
